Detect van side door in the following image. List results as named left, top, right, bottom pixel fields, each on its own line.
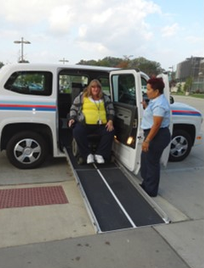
left=109, top=69, right=144, bottom=174
left=157, top=73, right=172, bottom=166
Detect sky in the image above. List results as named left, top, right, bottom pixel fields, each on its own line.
left=0, top=0, right=203, bottom=70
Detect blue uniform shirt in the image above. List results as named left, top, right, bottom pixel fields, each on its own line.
left=141, top=94, right=170, bottom=130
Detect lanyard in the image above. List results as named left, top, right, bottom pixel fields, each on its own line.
left=94, top=100, right=101, bottom=111
left=93, top=99, right=102, bottom=124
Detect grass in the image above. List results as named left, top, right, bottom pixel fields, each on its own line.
left=171, top=92, right=204, bottom=99
left=190, top=93, right=204, bottom=99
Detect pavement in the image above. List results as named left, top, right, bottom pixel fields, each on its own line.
left=0, top=95, right=204, bottom=268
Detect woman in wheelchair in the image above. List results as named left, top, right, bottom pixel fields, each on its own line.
left=68, top=79, right=115, bottom=164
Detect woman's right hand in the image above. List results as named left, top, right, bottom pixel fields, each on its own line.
left=68, top=119, right=75, bottom=128
left=105, top=120, right=114, bottom=132
left=141, top=99, right=148, bottom=109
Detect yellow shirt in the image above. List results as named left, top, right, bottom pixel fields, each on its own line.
left=83, top=97, right=107, bottom=125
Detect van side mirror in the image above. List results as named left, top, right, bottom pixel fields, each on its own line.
left=170, top=95, right=174, bottom=104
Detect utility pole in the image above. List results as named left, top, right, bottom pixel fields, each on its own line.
left=14, top=37, right=31, bottom=63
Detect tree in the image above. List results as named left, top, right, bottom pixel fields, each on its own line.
left=130, top=57, right=164, bottom=75
left=0, top=62, right=4, bottom=69
left=77, top=59, right=98, bottom=66
left=77, top=56, right=163, bottom=77
left=177, top=83, right=182, bottom=93
left=184, top=77, right=193, bottom=93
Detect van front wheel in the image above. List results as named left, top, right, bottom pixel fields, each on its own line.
left=6, top=131, right=48, bottom=169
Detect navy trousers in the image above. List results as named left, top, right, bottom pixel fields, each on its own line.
left=72, top=123, right=115, bottom=161
left=140, top=127, right=171, bottom=196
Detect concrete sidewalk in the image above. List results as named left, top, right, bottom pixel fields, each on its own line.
left=0, top=181, right=95, bottom=249
left=0, top=225, right=196, bottom=268
left=0, top=150, right=204, bottom=268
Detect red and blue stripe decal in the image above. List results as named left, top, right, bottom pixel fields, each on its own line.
left=172, top=110, right=201, bottom=117
left=0, top=101, right=56, bottom=112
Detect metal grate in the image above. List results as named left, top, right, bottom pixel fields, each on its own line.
left=0, top=186, right=68, bottom=209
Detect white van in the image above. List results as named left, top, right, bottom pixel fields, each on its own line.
left=0, top=63, right=203, bottom=172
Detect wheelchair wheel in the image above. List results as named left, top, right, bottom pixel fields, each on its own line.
left=72, top=138, right=85, bottom=165
left=72, top=138, right=79, bottom=157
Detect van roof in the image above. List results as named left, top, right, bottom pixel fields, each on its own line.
left=1, top=63, right=118, bottom=72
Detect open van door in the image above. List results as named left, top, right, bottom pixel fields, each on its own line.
left=157, top=73, right=173, bottom=166
left=109, top=69, right=144, bottom=174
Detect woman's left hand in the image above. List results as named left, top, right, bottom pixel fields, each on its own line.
left=142, top=141, right=149, bottom=152
left=105, top=120, right=114, bottom=132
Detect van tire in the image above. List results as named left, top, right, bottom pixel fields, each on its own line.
left=169, top=130, right=192, bottom=162
left=6, top=131, right=48, bottom=169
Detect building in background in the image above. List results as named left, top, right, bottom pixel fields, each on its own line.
left=175, top=56, right=204, bottom=93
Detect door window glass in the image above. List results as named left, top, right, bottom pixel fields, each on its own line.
left=111, top=74, right=136, bottom=105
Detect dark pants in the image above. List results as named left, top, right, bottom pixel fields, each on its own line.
left=140, top=127, right=171, bottom=196
left=73, top=123, right=115, bottom=161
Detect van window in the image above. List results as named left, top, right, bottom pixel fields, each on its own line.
left=141, top=77, right=147, bottom=95
left=112, top=74, right=136, bottom=105
left=59, top=74, right=88, bottom=94
left=4, top=71, right=52, bottom=96
left=98, top=77, right=110, bottom=96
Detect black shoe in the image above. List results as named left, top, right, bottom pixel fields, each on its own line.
left=148, top=193, right=157, bottom=197
left=139, top=184, right=157, bottom=197
left=139, top=183, right=145, bottom=190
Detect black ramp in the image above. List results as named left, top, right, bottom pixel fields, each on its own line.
left=76, top=169, right=132, bottom=232
left=100, top=168, right=164, bottom=226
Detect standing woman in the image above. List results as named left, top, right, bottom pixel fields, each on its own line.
left=68, top=79, right=115, bottom=164
left=140, top=77, right=171, bottom=197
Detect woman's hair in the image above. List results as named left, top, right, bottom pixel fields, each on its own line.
left=147, top=77, right=165, bottom=94
left=83, top=79, right=103, bottom=98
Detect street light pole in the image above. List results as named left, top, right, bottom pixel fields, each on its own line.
left=14, top=37, right=31, bottom=63
left=123, top=55, right=133, bottom=61
left=168, top=66, right=174, bottom=80
left=59, top=58, right=69, bottom=64
left=122, top=55, right=133, bottom=68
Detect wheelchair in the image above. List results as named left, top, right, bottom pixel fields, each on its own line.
left=72, top=134, right=101, bottom=165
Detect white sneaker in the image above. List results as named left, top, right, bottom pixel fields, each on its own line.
left=94, top=154, right=105, bottom=164
left=87, top=154, right=94, bottom=164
